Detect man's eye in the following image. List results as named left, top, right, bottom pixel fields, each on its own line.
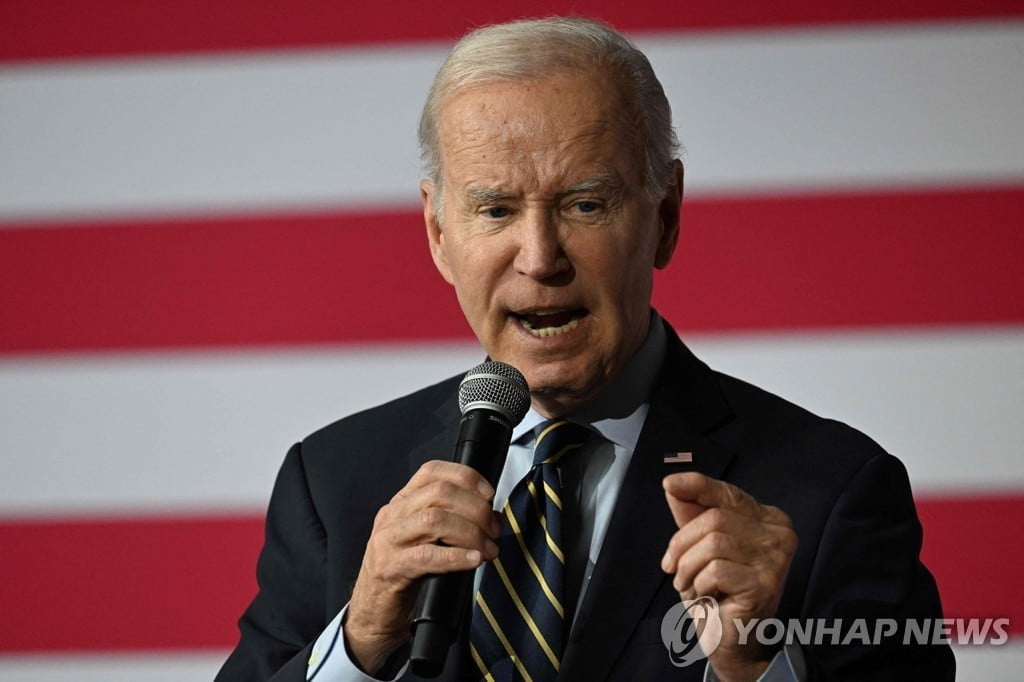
left=485, top=206, right=511, bottom=219
left=574, top=201, right=601, bottom=214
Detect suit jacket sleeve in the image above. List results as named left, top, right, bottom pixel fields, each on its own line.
left=798, top=451, right=954, bottom=680
left=217, top=442, right=327, bottom=681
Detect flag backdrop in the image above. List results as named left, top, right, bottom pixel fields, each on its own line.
left=1, top=2, right=1022, bottom=679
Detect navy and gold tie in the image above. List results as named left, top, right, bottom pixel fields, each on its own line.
left=470, top=419, right=591, bottom=682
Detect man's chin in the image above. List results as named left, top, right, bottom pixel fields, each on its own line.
left=517, top=361, right=604, bottom=417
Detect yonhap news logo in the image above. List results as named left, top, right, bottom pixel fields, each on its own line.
left=660, top=596, right=724, bottom=667
left=659, top=595, right=1010, bottom=667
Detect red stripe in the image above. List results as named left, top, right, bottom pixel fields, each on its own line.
left=1, top=186, right=1021, bottom=355
left=0, top=514, right=263, bottom=652
left=0, top=493, right=1019, bottom=652
left=663, top=186, right=1024, bottom=333
left=917, top=494, right=1024, bottom=626
left=2, top=1, right=1022, bottom=63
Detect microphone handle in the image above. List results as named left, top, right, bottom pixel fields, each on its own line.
left=409, top=409, right=513, bottom=677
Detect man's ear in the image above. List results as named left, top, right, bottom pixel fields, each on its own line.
left=654, top=159, right=684, bottom=269
left=421, top=179, right=454, bottom=285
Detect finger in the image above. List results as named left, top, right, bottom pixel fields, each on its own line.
left=666, top=523, right=790, bottom=589
left=403, top=543, right=490, bottom=576
left=669, top=529, right=746, bottom=593
left=660, top=504, right=796, bottom=579
left=406, top=459, right=497, bottom=501
left=667, top=529, right=797, bottom=614
left=690, top=557, right=758, bottom=602
left=386, top=504, right=500, bottom=559
left=660, top=506, right=758, bottom=572
left=367, top=539, right=490, bottom=588
left=689, top=556, right=791, bottom=617
left=664, top=487, right=705, bottom=528
left=664, top=473, right=765, bottom=519
left=385, top=474, right=502, bottom=539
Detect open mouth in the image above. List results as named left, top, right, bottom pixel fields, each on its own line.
left=514, top=309, right=588, bottom=338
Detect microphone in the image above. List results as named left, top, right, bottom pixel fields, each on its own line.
left=409, top=360, right=530, bottom=677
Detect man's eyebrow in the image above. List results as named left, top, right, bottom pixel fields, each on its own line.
left=464, top=187, right=511, bottom=204
left=563, top=173, right=622, bottom=195
left=463, top=175, right=622, bottom=204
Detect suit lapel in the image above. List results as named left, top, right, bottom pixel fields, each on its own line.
left=406, top=391, right=461, bottom=476
left=559, top=328, right=737, bottom=681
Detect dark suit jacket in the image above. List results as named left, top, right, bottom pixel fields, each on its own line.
left=218, top=323, right=954, bottom=680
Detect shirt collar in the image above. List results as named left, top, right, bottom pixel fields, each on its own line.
left=511, top=310, right=666, bottom=451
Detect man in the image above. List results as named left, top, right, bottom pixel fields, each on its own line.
left=219, top=17, right=953, bottom=681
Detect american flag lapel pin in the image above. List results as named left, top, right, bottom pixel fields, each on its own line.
left=663, top=451, right=693, bottom=463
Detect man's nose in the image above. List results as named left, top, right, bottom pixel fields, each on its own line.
left=513, top=210, right=570, bottom=281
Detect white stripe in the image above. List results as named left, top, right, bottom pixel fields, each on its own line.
left=688, top=326, right=1024, bottom=494
left=0, top=21, right=1021, bottom=222
left=0, top=45, right=439, bottom=221
left=645, top=22, right=1024, bottom=196
left=0, top=652, right=227, bottom=681
left=0, top=342, right=481, bottom=516
left=953, top=642, right=1024, bottom=677
left=0, top=328, right=1020, bottom=515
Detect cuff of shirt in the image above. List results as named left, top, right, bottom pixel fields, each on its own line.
left=306, top=605, right=410, bottom=682
left=702, top=643, right=807, bottom=682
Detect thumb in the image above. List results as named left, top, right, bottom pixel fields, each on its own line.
left=664, top=489, right=705, bottom=528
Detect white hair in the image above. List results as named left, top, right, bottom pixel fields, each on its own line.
left=418, top=17, right=681, bottom=218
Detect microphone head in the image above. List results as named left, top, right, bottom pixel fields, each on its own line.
left=458, top=361, right=530, bottom=425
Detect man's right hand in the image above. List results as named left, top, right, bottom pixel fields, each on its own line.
left=344, top=459, right=502, bottom=675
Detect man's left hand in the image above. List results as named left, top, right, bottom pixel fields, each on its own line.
left=661, top=472, right=798, bottom=682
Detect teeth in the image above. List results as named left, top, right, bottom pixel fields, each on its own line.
left=519, top=316, right=580, bottom=338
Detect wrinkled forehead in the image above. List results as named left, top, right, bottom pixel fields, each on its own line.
left=435, top=72, right=644, bottom=183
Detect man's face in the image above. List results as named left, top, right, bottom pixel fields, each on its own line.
left=422, top=71, right=682, bottom=416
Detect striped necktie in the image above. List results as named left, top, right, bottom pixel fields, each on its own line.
left=470, top=419, right=591, bottom=682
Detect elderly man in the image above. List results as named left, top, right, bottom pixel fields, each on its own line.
left=218, top=17, right=953, bottom=682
